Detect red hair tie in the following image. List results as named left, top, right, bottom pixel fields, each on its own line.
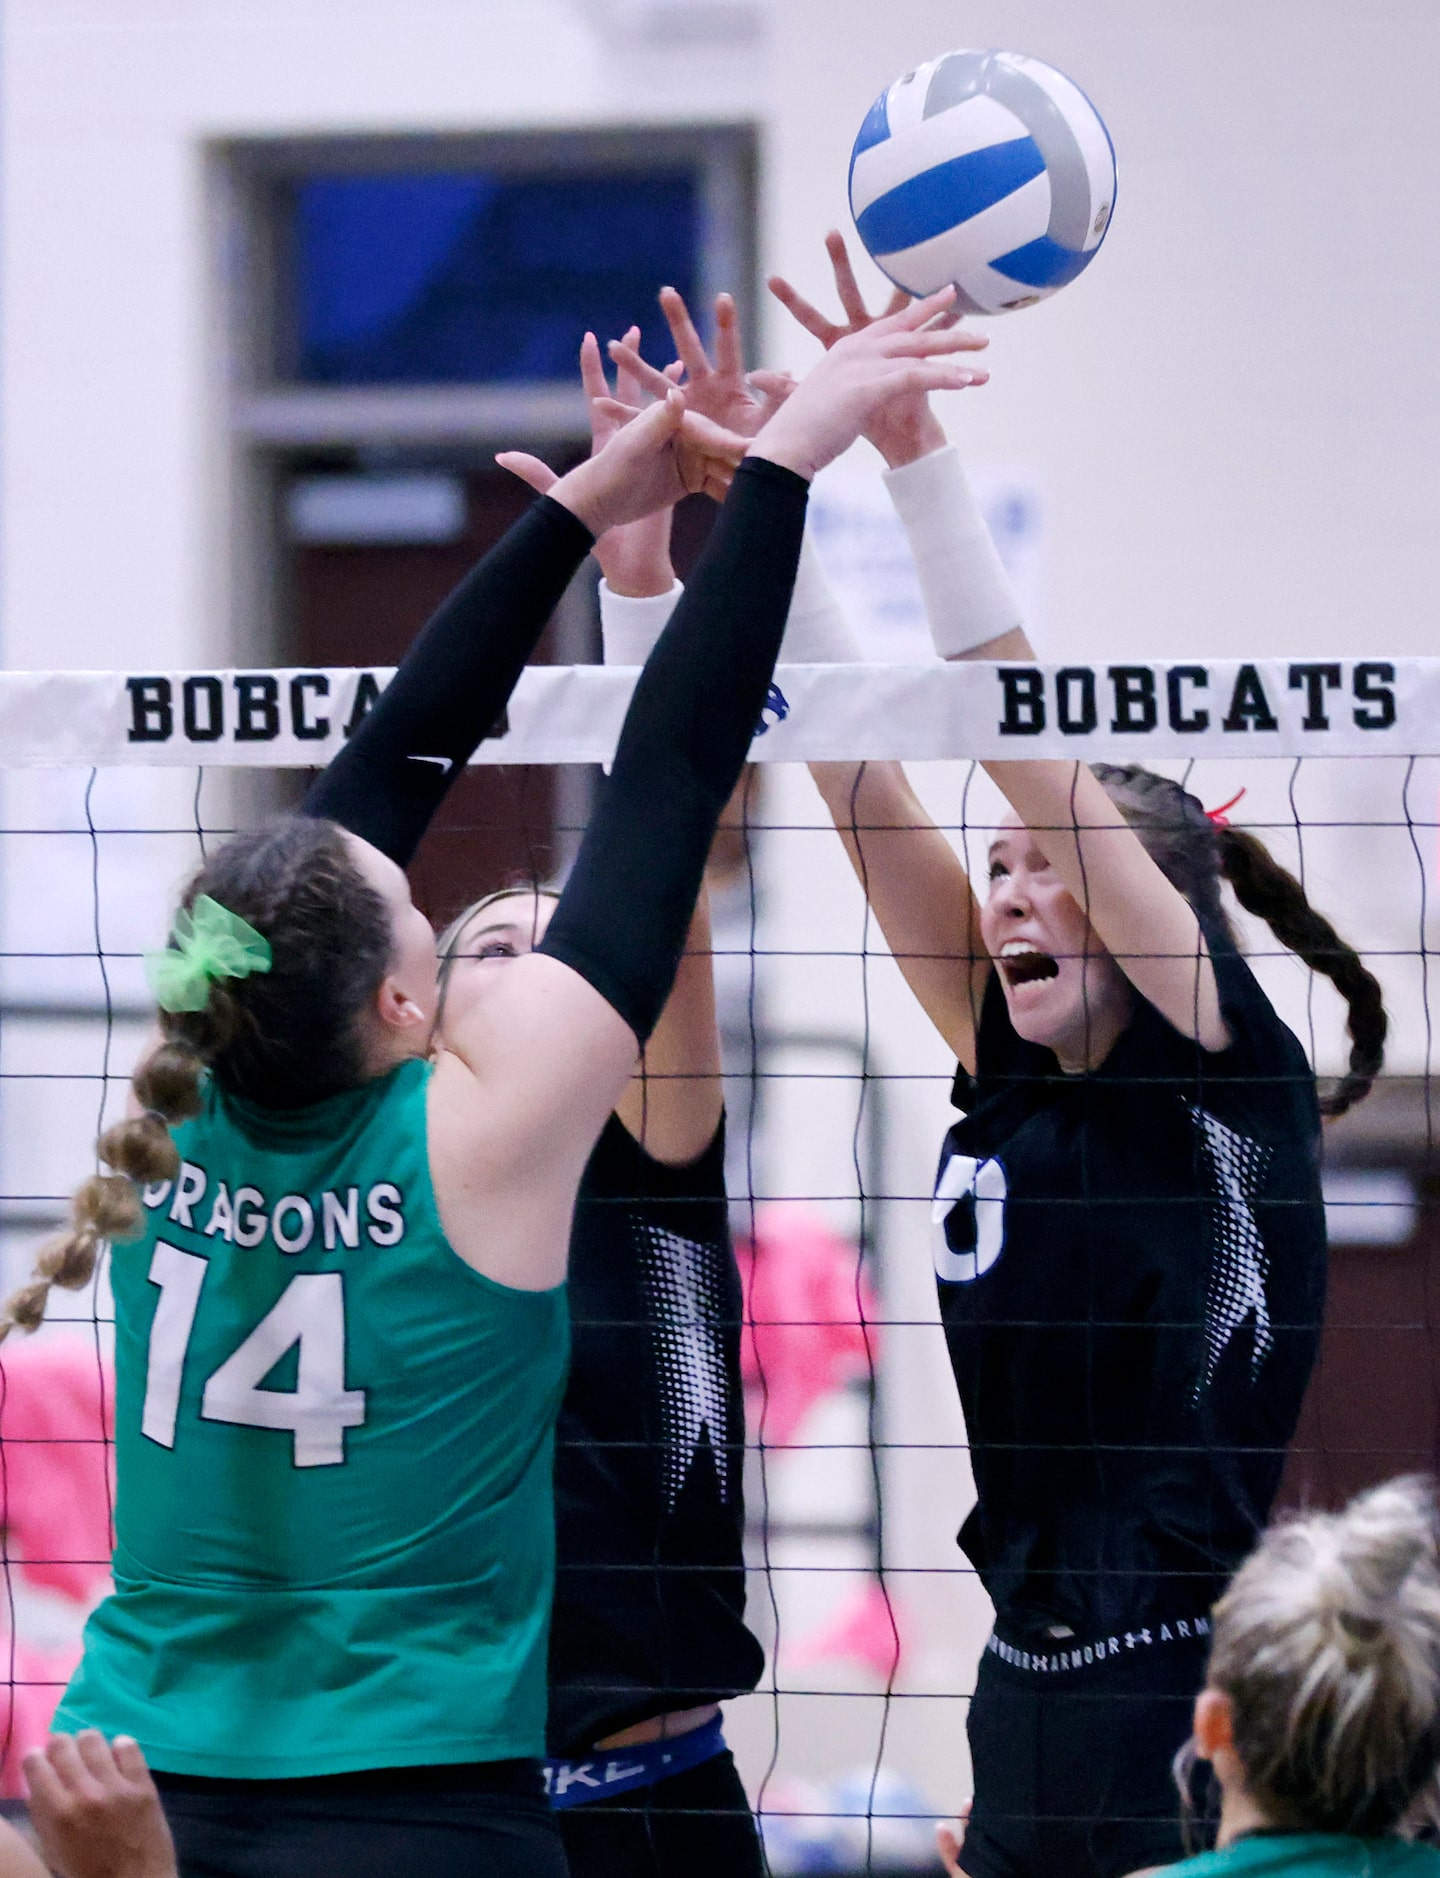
left=1205, top=788, right=1246, bottom=828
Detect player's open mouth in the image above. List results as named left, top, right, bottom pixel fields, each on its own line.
left=998, top=941, right=1059, bottom=986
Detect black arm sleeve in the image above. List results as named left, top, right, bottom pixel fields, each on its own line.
left=301, top=493, right=593, bottom=866
left=538, top=455, right=808, bottom=1042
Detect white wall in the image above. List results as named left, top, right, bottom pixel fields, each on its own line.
left=10, top=0, right=1440, bottom=665
left=766, top=0, right=1440, bottom=664
left=0, top=0, right=764, bottom=669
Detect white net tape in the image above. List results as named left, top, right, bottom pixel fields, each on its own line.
left=2, top=657, right=1434, bottom=767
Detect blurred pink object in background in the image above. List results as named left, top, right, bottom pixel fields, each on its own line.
left=0, top=1639, right=82, bottom=1796
left=735, top=1206, right=877, bottom=1448
left=784, top=1578, right=905, bottom=1682
left=0, top=1338, right=114, bottom=1792
left=0, top=1337, right=114, bottom=1603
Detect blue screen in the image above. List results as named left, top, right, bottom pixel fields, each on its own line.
left=293, top=169, right=700, bottom=384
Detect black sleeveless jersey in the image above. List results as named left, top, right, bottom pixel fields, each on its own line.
left=933, top=939, right=1325, bottom=1641
left=547, top=1114, right=763, bottom=1755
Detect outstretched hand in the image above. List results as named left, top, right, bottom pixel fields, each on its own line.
left=581, top=326, right=683, bottom=596
left=581, top=326, right=682, bottom=458
left=608, top=288, right=795, bottom=442
left=498, top=384, right=748, bottom=536
left=746, top=285, right=987, bottom=483
left=769, top=230, right=975, bottom=467
left=25, top=1731, right=178, bottom=1878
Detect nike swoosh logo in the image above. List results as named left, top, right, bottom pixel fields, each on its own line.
left=407, top=754, right=454, bottom=773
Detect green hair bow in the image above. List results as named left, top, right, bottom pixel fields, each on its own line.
left=144, top=895, right=273, bottom=1014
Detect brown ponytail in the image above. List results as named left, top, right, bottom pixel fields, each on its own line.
left=0, top=815, right=396, bottom=1344
left=1090, top=763, right=1387, bottom=1118
left=1219, top=827, right=1387, bottom=1117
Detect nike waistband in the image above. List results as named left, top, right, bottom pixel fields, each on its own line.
left=543, top=1713, right=727, bottom=1810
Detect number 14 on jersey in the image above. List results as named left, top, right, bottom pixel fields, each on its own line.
left=143, top=1241, right=366, bottom=1468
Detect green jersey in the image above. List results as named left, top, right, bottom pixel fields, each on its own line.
left=1167, top=1834, right=1440, bottom=1876
left=57, top=1058, right=569, bottom=1778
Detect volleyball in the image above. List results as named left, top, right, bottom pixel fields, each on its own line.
left=848, top=48, right=1116, bottom=315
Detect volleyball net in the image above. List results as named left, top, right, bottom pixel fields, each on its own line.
left=0, top=655, right=1436, bottom=1869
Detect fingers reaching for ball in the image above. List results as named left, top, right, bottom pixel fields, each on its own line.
left=767, top=236, right=982, bottom=471
left=609, top=286, right=774, bottom=441
left=745, top=283, right=988, bottom=484
left=829, top=224, right=893, bottom=327
left=492, top=451, right=561, bottom=498
left=770, top=233, right=984, bottom=349
left=768, top=228, right=915, bottom=350
left=511, top=250, right=988, bottom=527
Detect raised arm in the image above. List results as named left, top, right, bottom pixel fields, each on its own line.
left=592, top=334, right=725, bottom=1166
left=809, top=757, right=990, bottom=1065
left=435, top=294, right=987, bottom=1284
left=532, top=450, right=810, bottom=1052
left=612, top=281, right=996, bottom=1067
left=628, top=275, right=1019, bottom=1068
left=881, top=429, right=1224, bottom=1049
left=775, top=233, right=1225, bottom=1057
left=769, top=236, right=997, bottom=1065
left=302, top=336, right=737, bottom=868
left=430, top=451, right=809, bottom=1286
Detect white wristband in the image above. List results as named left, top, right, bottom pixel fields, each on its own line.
left=601, top=541, right=862, bottom=668
left=598, top=579, right=682, bottom=665
left=780, top=528, right=864, bottom=664
left=883, top=445, right=1022, bottom=659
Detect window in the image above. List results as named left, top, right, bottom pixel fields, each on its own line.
left=215, top=125, right=756, bottom=883
left=290, top=168, right=700, bottom=386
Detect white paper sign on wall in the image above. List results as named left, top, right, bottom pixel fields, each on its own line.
left=807, top=453, right=1045, bottom=661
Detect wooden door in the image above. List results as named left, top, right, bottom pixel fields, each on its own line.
left=288, top=461, right=586, bottom=923
left=1278, top=1169, right=1440, bottom=1509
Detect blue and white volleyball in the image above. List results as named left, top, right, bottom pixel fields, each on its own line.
left=849, top=49, right=1116, bottom=315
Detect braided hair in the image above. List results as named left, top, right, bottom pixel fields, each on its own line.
left=1090, top=764, right=1386, bottom=1118
left=0, top=817, right=396, bottom=1345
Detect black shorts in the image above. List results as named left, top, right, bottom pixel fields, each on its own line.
left=961, top=1628, right=1214, bottom=1878
left=558, top=1748, right=763, bottom=1878
left=154, top=1758, right=567, bottom=1878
